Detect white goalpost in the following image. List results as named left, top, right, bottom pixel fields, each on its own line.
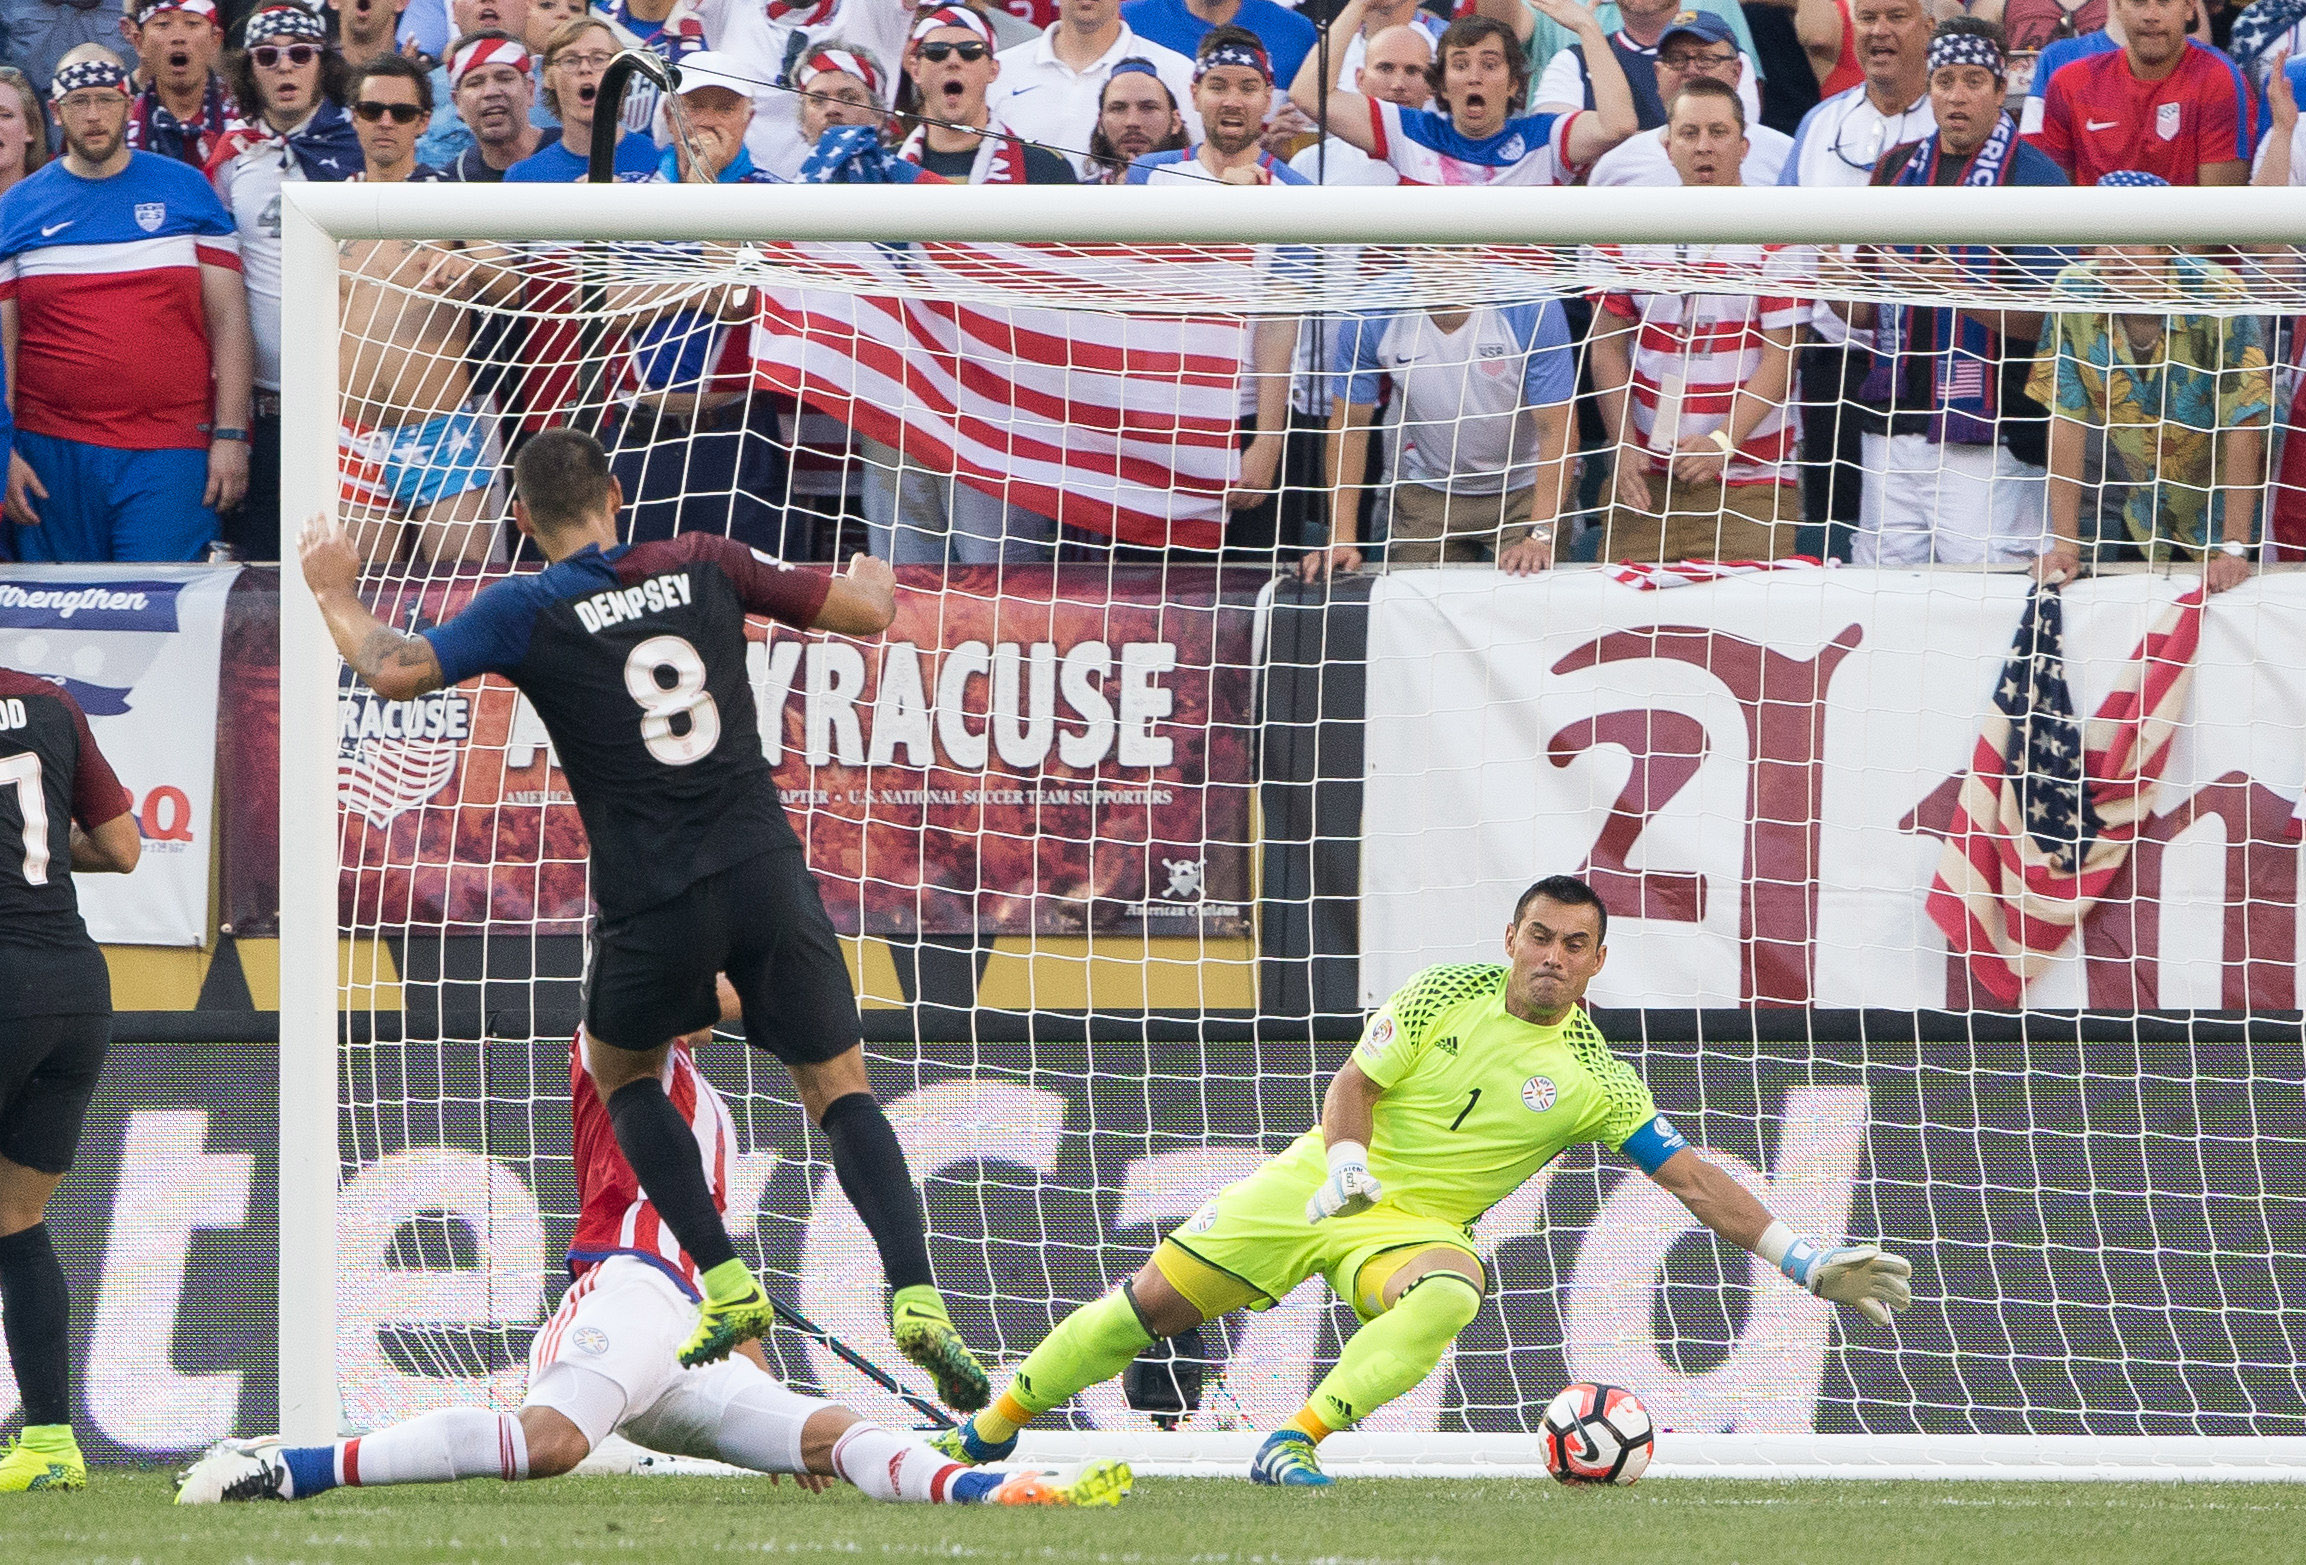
left=278, top=182, right=2306, bottom=1479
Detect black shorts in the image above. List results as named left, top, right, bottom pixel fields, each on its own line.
left=0, top=1012, right=110, bottom=1175
left=585, top=848, right=861, bottom=1067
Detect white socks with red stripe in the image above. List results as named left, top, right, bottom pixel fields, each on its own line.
left=828, top=1423, right=976, bottom=1503
left=284, top=1410, right=531, bottom=1496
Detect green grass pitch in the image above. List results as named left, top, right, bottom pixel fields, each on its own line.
left=13, top=1469, right=2306, bottom=1565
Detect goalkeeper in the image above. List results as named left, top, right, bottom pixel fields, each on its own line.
left=935, top=875, right=1914, bottom=1486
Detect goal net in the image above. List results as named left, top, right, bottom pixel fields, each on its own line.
left=281, top=184, right=2306, bottom=1478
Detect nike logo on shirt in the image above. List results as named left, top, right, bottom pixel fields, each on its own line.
left=2085, top=118, right=2120, bottom=131
left=39, top=221, right=71, bottom=237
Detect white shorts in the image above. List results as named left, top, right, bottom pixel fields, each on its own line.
left=1855, top=432, right=2049, bottom=567
left=525, top=1255, right=830, bottom=1467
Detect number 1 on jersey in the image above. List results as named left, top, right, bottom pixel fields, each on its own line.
left=624, top=634, right=720, bottom=765
left=1449, top=1087, right=1482, bottom=1131
left=0, top=751, right=50, bottom=885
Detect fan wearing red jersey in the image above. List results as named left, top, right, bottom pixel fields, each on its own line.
left=2026, top=0, right=2253, bottom=187
left=297, top=427, right=992, bottom=1412
left=0, top=669, right=140, bottom=1494
left=176, top=986, right=1133, bottom=1510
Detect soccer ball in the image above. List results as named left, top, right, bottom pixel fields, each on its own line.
left=1541, top=1382, right=1655, bottom=1485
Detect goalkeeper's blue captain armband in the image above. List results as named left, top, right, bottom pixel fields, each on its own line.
left=1619, top=1115, right=1688, bottom=1175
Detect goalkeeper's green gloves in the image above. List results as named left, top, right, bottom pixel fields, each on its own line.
left=1306, top=1141, right=1383, bottom=1224
left=1758, top=1222, right=1913, bottom=1326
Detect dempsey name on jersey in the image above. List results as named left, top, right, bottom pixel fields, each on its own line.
left=573, top=570, right=697, bottom=634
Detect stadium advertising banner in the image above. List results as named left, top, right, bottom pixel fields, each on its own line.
left=0, top=564, right=238, bottom=946
left=38, top=1038, right=2304, bottom=1455
left=1360, top=570, right=2306, bottom=1013
left=328, top=565, right=1253, bottom=938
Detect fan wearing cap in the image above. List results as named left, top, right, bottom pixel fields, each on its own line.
left=118, top=0, right=255, bottom=168
left=1589, top=11, right=1791, bottom=183
left=431, top=29, right=543, bottom=178
left=1532, top=0, right=1762, bottom=130
left=0, top=44, right=250, bottom=562
left=1085, top=55, right=1187, bottom=180
left=2029, top=170, right=2270, bottom=595
left=651, top=49, right=776, bottom=181
left=988, top=0, right=1197, bottom=179
left=205, top=4, right=361, bottom=560
left=792, top=44, right=889, bottom=151
left=1843, top=17, right=2069, bottom=569
left=1291, top=0, right=1635, bottom=185
left=506, top=15, right=659, bottom=179
left=899, top=7, right=1078, bottom=182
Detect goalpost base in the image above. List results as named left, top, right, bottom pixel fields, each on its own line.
left=575, top=1432, right=2306, bottom=1482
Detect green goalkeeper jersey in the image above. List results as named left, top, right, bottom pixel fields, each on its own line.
left=1269, top=964, right=1686, bottom=1228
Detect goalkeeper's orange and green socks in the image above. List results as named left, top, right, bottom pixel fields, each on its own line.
left=948, top=1271, right=1483, bottom=1465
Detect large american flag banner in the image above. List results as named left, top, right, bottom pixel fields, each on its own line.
left=749, top=243, right=1256, bottom=550
left=1926, top=583, right=2205, bottom=1005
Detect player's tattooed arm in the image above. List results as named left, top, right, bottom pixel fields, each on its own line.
left=298, top=512, right=447, bottom=702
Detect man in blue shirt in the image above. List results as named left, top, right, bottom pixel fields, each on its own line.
left=1122, top=0, right=1317, bottom=90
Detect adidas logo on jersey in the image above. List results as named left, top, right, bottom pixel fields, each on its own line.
left=573, top=571, right=694, bottom=633
left=1432, top=1035, right=1459, bottom=1055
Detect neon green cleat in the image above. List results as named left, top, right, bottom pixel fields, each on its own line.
left=678, top=1275, right=779, bottom=1368
left=929, top=1417, right=1017, bottom=1465
left=892, top=1289, right=991, bottom=1412
left=988, top=1459, right=1134, bottom=1508
left=0, top=1429, right=85, bottom=1493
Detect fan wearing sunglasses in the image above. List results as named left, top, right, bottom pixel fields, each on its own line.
left=898, top=8, right=1078, bottom=182
left=346, top=54, right=450, bottom=181
left=205, top=4, right=363, bottom=561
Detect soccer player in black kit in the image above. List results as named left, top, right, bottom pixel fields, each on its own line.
left=0, top=666, right=141, bottom=1492
left=298, top=428, right=990, bottom=1408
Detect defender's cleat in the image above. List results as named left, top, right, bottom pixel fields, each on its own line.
left=174, top=1440, right=291, bottom=1504
left=893, top=1303, right=992, bottom=1412
left=988, top=1458, right=1133, bottom=1507
left=1250, top=1430, right=1334, bottom=1487
left=679, top=1278, right=779, bottom=1368
left=929, top=1417, right=1017, bottom=1465
left=0, top=1435, right=84, bottom=1493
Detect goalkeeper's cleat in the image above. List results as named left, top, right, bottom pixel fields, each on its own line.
left=0, top=1429, right=84, bottom=1493
left=679, top=1275, right=779, bottom=1368
left=174, top=1439, right=292, bottom=1504
left=929, top=1416, right=1017, bottom=1466
left=892, top=1292, right=992, bottom=1412
left=987, top=1459, right=1134, bottom=1508
left=1249, top=1430, right=1334, bottom=1487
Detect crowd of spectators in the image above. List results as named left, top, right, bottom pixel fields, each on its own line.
left=0, top=0, right=2286, bottom=591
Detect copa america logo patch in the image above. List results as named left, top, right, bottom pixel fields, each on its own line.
left=1185, top=1201, right=1219, bottom=1234
left=571, top=1326, right=610, bottom=1356
left=338, top=684, right=472, bottom=828
left=135, top=201, right=165, bottom=232
left=1521, top=1075, right=1557, bottom=1112
left=1365, top=1017, right=1395, bottom=1054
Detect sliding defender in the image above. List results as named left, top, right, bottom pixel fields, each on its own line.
left=934, top=875, right=1914, bottom=1484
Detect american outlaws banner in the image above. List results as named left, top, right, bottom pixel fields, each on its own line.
left=1360, top=570, right=2304, bottom=1012
left=335, top=565, right=1254, bottom=937
left=0, top=564, right=238, bottom=946
left=749, top=243, right=1256, bottom=550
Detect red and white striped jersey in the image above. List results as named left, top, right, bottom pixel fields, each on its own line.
left=566, top=1026, right=737, bottom=1299
left=1599, top=244, right=1806, bottom=486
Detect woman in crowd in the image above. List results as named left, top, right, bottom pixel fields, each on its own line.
left=0, top=66, right=50, bottom=195
left=506, top=13, right=660, bottom=180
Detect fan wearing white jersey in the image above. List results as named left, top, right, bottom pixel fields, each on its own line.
left=178, top=986, right=1133, bottom=1511
left=1290, top=0, right=1635, bottom=186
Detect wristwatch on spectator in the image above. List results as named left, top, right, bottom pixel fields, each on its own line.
left=2218, top=539, right=2249, bottom=559
left=210, top=427, right=252, bottom=443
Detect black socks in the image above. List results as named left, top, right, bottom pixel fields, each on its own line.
left=605, top=1078, right=740, bottom=1275
left=0, top=1223, right=71, bottom=1426
left=820, top=1092, right=934, bottom=1292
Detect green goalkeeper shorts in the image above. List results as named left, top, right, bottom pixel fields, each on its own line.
left=1157, top=1158, right=1484, bottom=1323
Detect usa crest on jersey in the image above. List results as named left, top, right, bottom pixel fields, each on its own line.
left=135, top=201, right=166, bottom=232
left=2157, top=102, right=2181, bottom=141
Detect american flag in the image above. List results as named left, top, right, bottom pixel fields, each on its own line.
left=1926, top=584, right=2204, bottom=1006
left=750, top=243, right=1257, bottom=550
